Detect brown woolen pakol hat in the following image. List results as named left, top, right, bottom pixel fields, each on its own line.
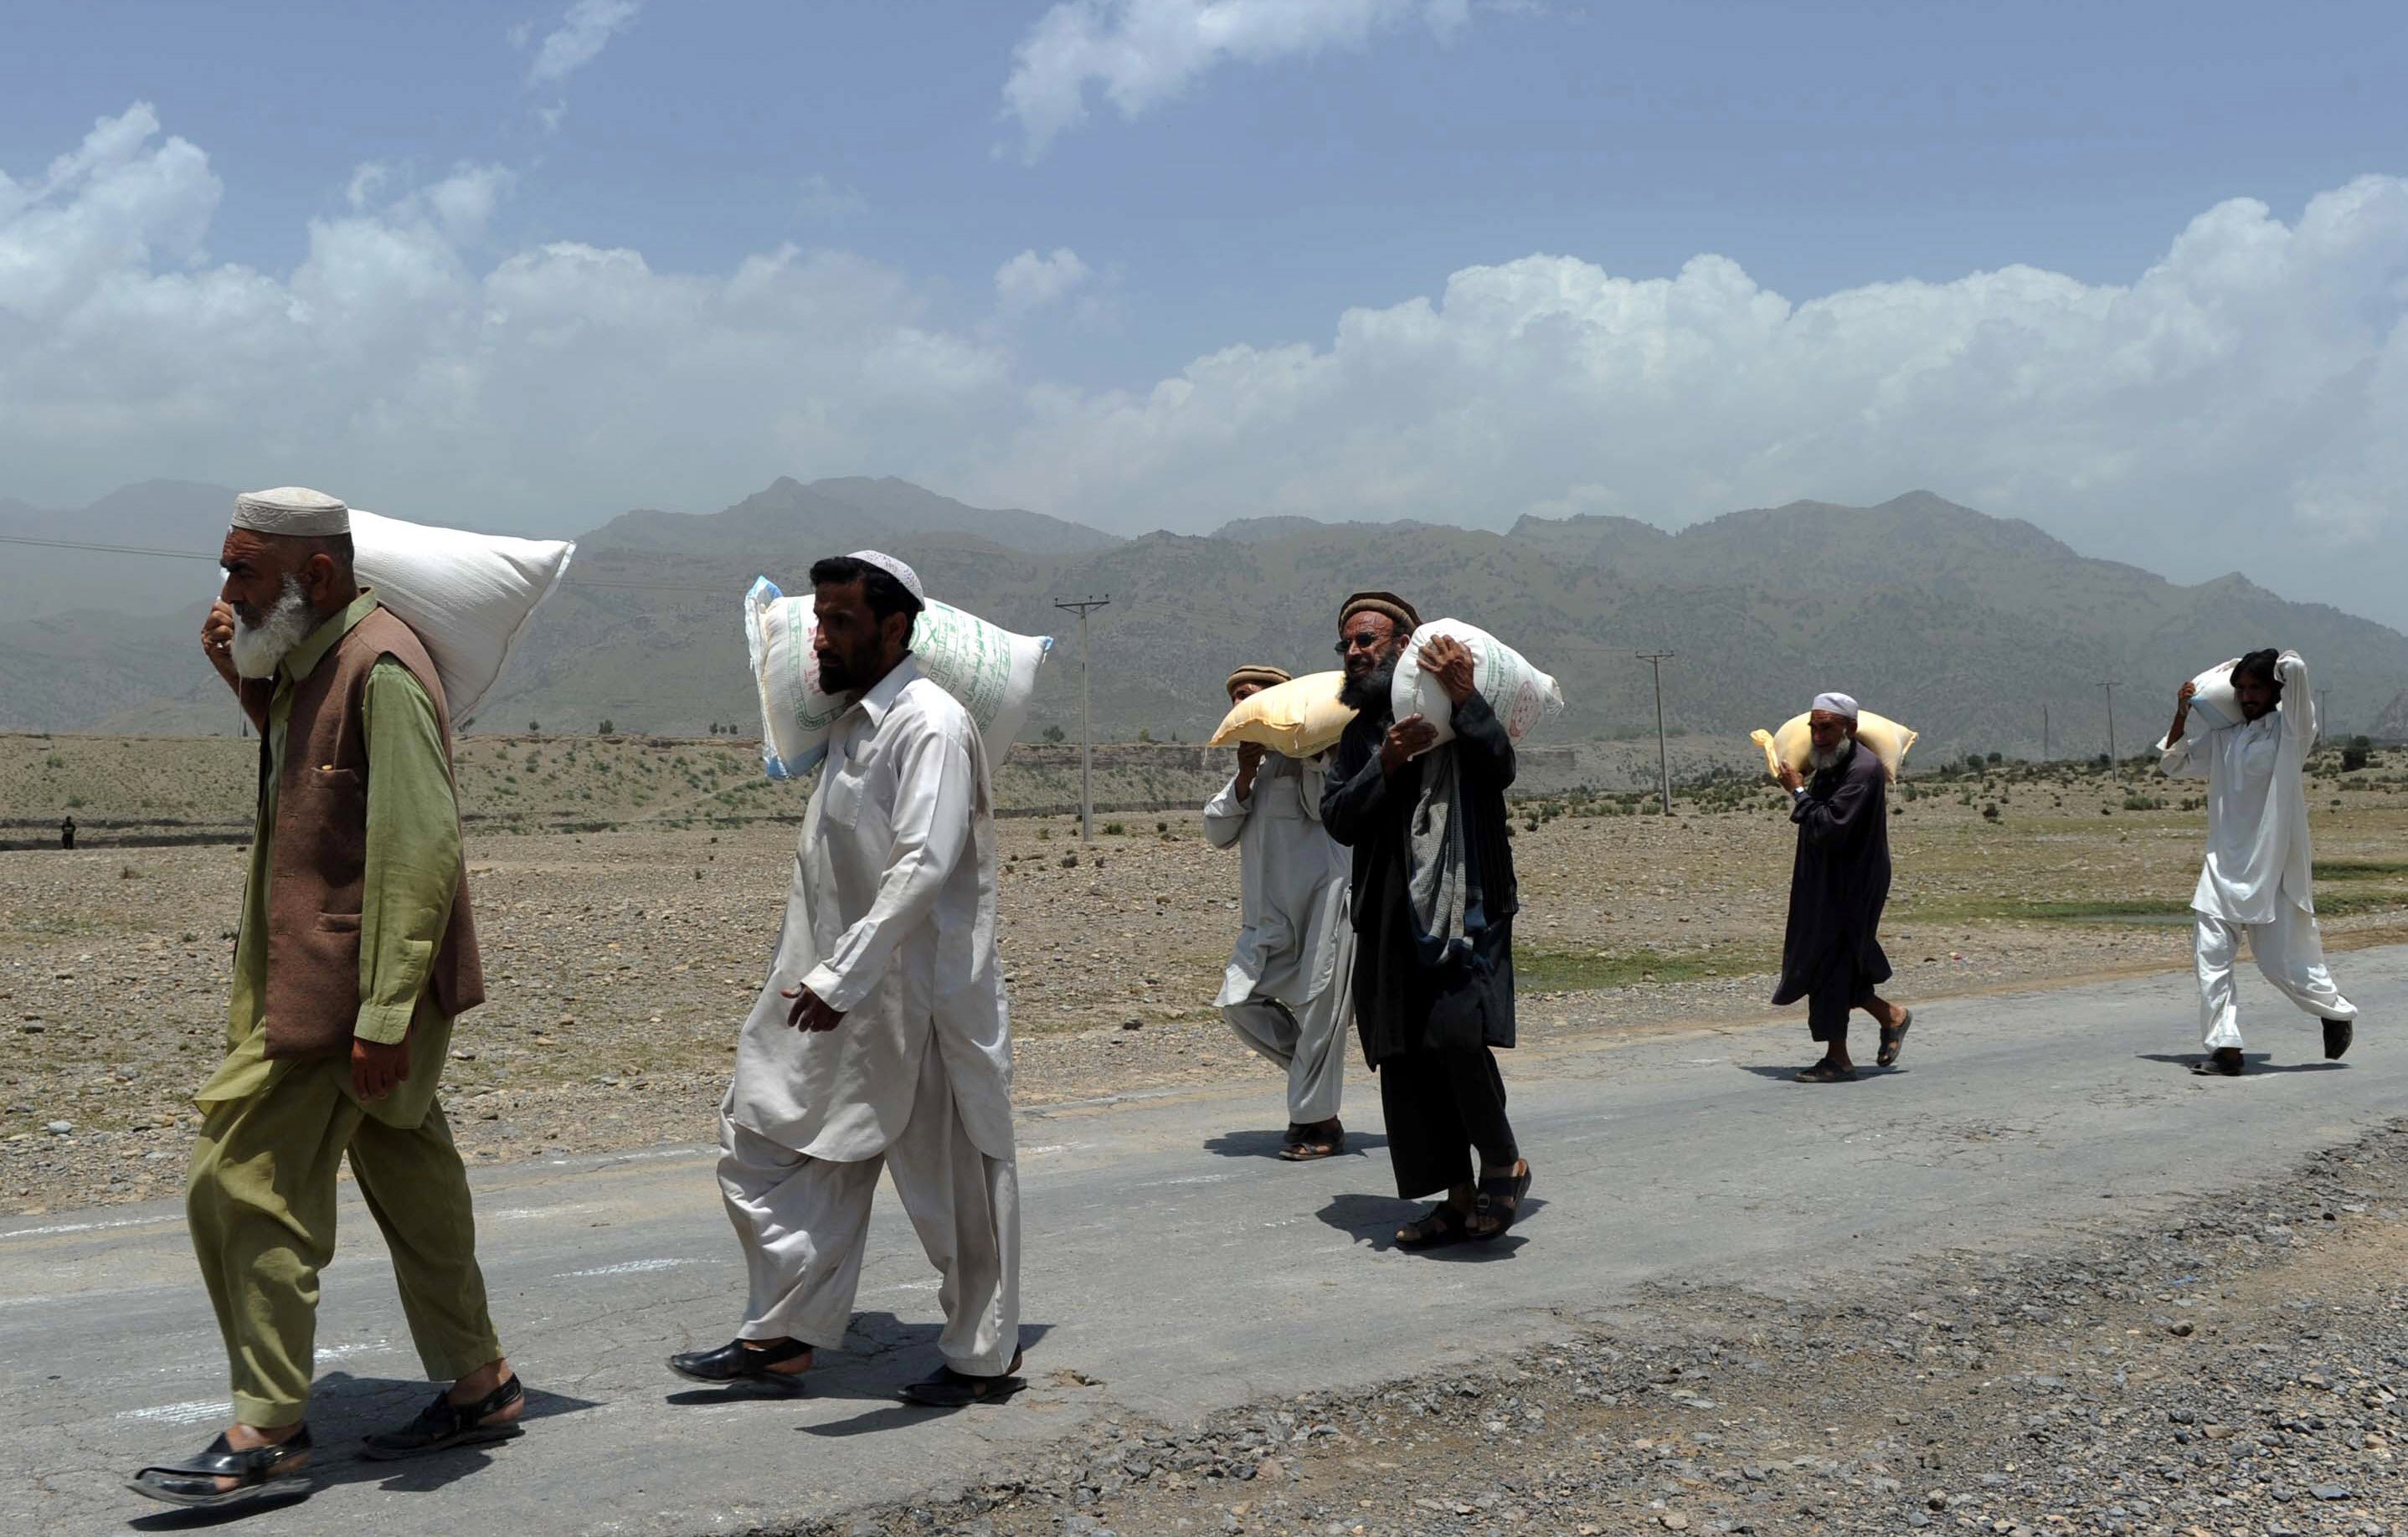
left=1339, top=591, right=1421, bottom=635
left=1224, top=665, right=1293, bottom=700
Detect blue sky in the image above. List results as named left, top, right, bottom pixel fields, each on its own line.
left=4, top=1, right=2406, bottom=619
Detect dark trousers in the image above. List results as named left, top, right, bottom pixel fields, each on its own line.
left=1376, top=1046, right=1519, bottom=1200
left=1808, top=961, right=1875, bottom=1046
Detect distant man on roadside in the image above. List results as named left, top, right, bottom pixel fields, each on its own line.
left=132, top=489, right=519, bottom=1512
left=1773, top=692, right=1911, bottom=1082
left=671, top=551, right=1023, bottom=1406
left=59, top=815, right=75, bottom=850
left=1322, top=593, right=1531, bottom=1249
left=2159, top=649, right=2357, bottom=1076
left=1206, top=665, right=1354, bottom=1160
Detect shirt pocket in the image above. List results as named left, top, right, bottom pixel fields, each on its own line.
left=819, top=763, right=868, bottom=830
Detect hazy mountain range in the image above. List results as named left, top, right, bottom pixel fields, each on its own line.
left=6, top=475, right=2406, bottom=757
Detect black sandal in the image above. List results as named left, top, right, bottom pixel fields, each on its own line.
left=1797, top=1060, right=1859, bottom=1083
left=2325, top=1018, right=2354, bottom=1061
left=1396, top=1200, right=1474, bottom=1251
left=2192, top=1047, right=2245, bottom=1077
left=1876, top=1009, right=1913, bottom=1067
left=899, top=1349, right=1025, bottom=1406
left=1278, top=1118, right=1345, bottom=1162
left=360, top=1375, right=526, bottom=1460
left=1470, top=1163, right=1533, bottom=1241
left=129, top=1427, right=314, bottom=1509
left=666, top=1336, right=814, bottom=1395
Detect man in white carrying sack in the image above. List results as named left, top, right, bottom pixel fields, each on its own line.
left=1206, top=665, right=1355, bottom=1161
left=2159, top=648, right=2359, bottom=1077
left=671, top=552, right=1024, bottom=1406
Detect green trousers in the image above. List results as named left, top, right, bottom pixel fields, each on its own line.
left=186, top=1060, right=502, bottom=1428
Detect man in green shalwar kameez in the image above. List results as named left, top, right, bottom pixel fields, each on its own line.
left=130, top=488, right=526, bottom=1511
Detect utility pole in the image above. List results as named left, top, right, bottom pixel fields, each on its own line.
left=1637, top=651, right=1675, bottom=815
left=2100, top=680, right=2120, bottom=779
left=2042, top=703, right=2050, bottom=762
left=2318, top=687, right=2331, bottom=738
left=1053, top=595, right=1110, bottom=842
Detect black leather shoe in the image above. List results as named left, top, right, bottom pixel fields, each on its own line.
left=360, top=1374, right=525, bottom=1460
left=899, top=1349, right=1026, bottom=1407
left=129, top=1427, right=314, bottom=1509
left=2325, top=1017, right=2355, bottom=1061
left=667, top=1337, right=812, bottom=1393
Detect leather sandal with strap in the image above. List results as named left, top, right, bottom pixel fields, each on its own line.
left=360, top=1375, right=526, bottom=1461
left=900, top=1349, right=1026, bottom=1407
left=1396, top=1200, right=1474, bottom=1251
left=129, top=1427, right=314, bottom=1509
left=1469, top=1162, right=1532, bottom=1241
left=1278, top=1118, right=1345, bottom=1162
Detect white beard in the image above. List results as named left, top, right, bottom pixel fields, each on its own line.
left=229, top=577, right=316, bottom=679
left=1809, top=738, right=1855, bottom=773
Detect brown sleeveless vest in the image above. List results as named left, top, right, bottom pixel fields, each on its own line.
left=262, top=604, right=484, bottom=1061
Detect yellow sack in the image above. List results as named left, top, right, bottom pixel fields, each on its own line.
left=1209, top=671, right=1356, bottom=758
left=1750, top=710, right=1919, bottom=784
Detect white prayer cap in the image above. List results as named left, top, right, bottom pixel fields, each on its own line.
left=1812, top=691, right=1860, bottom=720
left=844, top=549, right=926, bottom=608
left=231, top=486, right=350, bottom=537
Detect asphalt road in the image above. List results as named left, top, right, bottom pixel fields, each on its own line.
left=3, top=948, right=2399, bottom=1535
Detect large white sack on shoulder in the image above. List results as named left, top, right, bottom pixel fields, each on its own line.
left=1208, top=671, right=1356, bottom=758
left=2184, top=658, right=2246, bottom=732
left=743, top=577, right=1053, bottom=780
left=1391, top=619, right=1564, bottom=752
left=1749, top=710, right=1918, bottom=784
left=347, top=509, right=575, bottom=722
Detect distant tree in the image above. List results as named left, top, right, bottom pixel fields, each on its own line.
left=1986, top=751, right=2004, bottom=766
left=1042, top=724, right=1066, bottom=743
left=1137, top=727, right=1153, bottom=743
left=527, top=721, right=540, bottom=733
left=599, top=718, right=615, bottom=735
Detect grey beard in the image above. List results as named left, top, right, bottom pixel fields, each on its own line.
left=1808, top=738, right=1856, bottom=774
left=1338, top=659, right=1396, bottom=713
left=229, top=576, right=315, bottom=679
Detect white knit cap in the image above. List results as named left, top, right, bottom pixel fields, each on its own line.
left=232, top=486, right=351, bottom=537
left=846, top=549, right=926, bottom=607
left=1812, top=691, right=1860, bottom=720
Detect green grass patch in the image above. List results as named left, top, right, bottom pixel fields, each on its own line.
left=1899, top=897, right=2194, bottom=925
left=2315, top=860, right=2408, bottom=881
left=1514, top=944, right=1769, bottom=992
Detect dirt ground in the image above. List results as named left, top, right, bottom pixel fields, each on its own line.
left=4, top=748, right=2407, bottom=1216
left=795, top=1122, right=2408, bottom=1537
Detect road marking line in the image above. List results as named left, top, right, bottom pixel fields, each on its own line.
left=558, top=1257, right=697, bottom=1277
left=486, top=1202, right=604, bottom=1221
left=0, top=1214, right=179, bottom=1240
left=117, top=1400, right=232, bottom=1426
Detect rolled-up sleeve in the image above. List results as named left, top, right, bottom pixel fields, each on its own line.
left=357, top=661, right=462, bottom=1045
left=2158, top=733, right=2205, bottom=779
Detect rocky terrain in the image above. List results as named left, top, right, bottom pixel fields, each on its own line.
left=775, top=1121, right=2408, bottom=1537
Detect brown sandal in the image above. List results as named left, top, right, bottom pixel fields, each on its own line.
left=1278, top=1118, right=1345, bottom=1161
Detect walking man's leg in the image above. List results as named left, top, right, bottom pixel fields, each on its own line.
left=2194, top=914, right=2246, bottom=1073
left=2251, top=902, right=2359, bottom=1059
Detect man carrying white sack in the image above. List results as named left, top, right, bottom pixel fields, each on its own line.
left=1206, top=665, right=1355, bottom=1160
left=2159, top=648, right=2359, bottom=1077
left=670, top=551, right=1023, bottom=1406
left=132, top=489, right=520, bottom=1512
left=1772, top=692, right=1912, bottom=1083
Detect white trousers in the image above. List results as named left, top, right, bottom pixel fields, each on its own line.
left=1224, top=988, right=1348, bottom=1126
left=2194, top=903, right=2358, bottom=1051
left=717, top=1045, right=1020, bottom=1375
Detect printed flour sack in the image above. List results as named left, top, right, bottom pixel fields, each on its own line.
left=1209, top=671, right=1356, bottom=758
left=2183, top=658, right=2246, bottom=732
left=1750, top=711, right=1919, bottom=784
left=1390, top=619, right=1565, bottom=752
left=347, top=510, right=576, bottom=721
left=744, top=577, right=1052, bottom=779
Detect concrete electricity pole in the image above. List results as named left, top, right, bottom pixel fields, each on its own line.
left=1054, top=595, right=1110, bottom=842
left=2042, top=702, right=2050, bottom=762
left=2100, top=680, right=2120, bottom=779
left=1638, top=651, right=1676, bottom=815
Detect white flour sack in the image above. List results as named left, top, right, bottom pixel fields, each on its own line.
left=347, top=510, right=576, bottom=722
left=2184, top=658, right=2246, bottom=732
left=1389, top=619, right=1565, bottom=752
left=743, top=577, right=1053, bottom=779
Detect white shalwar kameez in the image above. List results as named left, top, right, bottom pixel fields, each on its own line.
left=2158, top=650, right=2357, bottom=1053
left=719, top=659, right=1019, bottom=1375
left=1204, top=753, right=1354, bottom=1126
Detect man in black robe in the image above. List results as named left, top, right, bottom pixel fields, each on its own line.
left=1772, top=691, right=1911, bottom=1082
left=1321, top=592, right=1531, bottom=1248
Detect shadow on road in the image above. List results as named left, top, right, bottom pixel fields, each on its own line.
left=1313, top=1192, right=1539, bottom=1261
left=665, top=1316, right=1057, bottom=1413
left=127, top=1371, right=599, bottom=1529
left=1202, top=1128, right=1389, bottom=1160
left=1731, top=1063, right=1903, bottom=1084
left=2137, top=1052, right=2346, bottom=1076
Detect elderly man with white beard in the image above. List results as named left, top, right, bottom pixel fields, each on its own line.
left=131, top=490, right=520, bottom=1511
left=1771, top=692, right=1913, bottom=1083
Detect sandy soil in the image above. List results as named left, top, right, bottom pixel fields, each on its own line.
left=5, top=753, right=2407, bottom=1216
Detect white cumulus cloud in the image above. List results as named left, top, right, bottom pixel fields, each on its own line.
left=1004, top=0, right=1471, bottom=159
left=994, top=247, right=1093, bottom=312
left=527, top=0, right=642, bottom=87
left=3, top=104, right=2407, bottom=630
